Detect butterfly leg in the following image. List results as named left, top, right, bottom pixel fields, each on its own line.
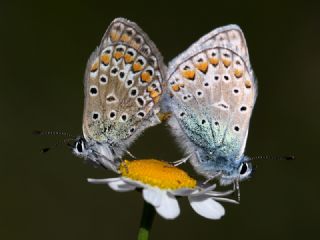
left=125, top=150, right=136, bottom=159
left=233, top=179, right=241, bottom=202
left=202, top=171, right=222, bottom=185
left=97, top=159, right=120, bottom=173
left=121, top=159, right=129, bottom=174
left=93, top=153, right=120, bottom=174
left=171, top=153, right=192, bottom=167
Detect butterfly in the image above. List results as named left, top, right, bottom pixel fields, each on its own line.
left=71, top=18, right=165, bottom=172
left=162, top=25, right=257, bottom=189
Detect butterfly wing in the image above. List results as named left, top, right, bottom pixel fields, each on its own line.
left=164, top=25, right=256, bottom=170
left=82, top=18, right=165, bottom=155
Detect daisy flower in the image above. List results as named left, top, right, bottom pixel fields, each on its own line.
left=88, top=159, right=237, bottom=220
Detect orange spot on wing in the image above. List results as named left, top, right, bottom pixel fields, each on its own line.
left=182, top=70, right=195, bottom=80
left=101, top=55, right=110, bottom=65
left=131, top=42, right=141, bottom=50
left=124, top=54, right=134, bottom=63
left=196, top=62, right=208, bottom=73
left=141, top=71, right=152, bottom=82
left=234, top=69, right=243, bottom=78
left=222, top=59, right=231, bottom=67
left=133, top=63, right=143, bottom=72
left=121, top=34, right=130, bottom=42
left=172, top=84, right=180, bottom=92
left=171, top=83, right=184, bottom=92
left=150, top=90, right=160, bottom=98
left=153, top=95, right=160, bottom=103
left=245, top=79, right=252, bottom=88
left=90, top=61, right=99, bottom=72
left=110, top=31, right=120, bottom=42
left=209, top=57, right=219, bottom=66
left=114, top=51, right=124, bottom=60
left=147, top=87, right=161, bottom=102
left=147, top=86, right=153, bottom=92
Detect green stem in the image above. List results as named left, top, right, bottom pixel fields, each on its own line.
left=137, top=201, right=156, bottom=240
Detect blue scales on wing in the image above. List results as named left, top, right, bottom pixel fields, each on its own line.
left=163, top=25, right=257, bottom=180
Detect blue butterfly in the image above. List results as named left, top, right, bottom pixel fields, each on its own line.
left=70, top=18, right=165, bottom=172
left=162, top=25, right=257, bottom=191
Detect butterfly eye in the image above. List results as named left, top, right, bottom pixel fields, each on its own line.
left=76, top=140, right=84, bottom=153
left=239, top=162, right=248, bottom=175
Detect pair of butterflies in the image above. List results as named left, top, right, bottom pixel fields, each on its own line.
left=72, top=17, right=257, bottom=188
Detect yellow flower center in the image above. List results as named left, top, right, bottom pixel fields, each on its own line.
left=119, top=159, right=196, bottom=190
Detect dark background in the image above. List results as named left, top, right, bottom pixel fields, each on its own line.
left=1, top=0, right=319, bottom=239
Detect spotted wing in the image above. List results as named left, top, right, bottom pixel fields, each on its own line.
left=165, top=25, right=257, bottom=161
left=82, top=18, right=165, bottom=150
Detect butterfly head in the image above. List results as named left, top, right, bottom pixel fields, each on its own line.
left=217, top=156, right=253, bottom=186
left=71, top=136, right=91, bottom=159
left=71, top=136, right=106, bottom=162
left=71, top=136, right=120, bottom=172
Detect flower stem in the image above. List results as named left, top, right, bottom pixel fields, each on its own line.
left=137, top=201, right=156, bottom=240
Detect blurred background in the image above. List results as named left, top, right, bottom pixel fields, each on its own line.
left=1, top=0, right=319, bottom=239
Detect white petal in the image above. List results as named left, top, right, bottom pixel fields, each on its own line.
left=122, top=177, right=145, bottom=188
left=87, top=178, right=121, bottom=184
left=108, top=178, right=136, bottom=192
left=88, top=178, right=136, bottom=192
left=143, top=188, right=162, bottom=207
left=171, top=188, right=195, bottom=196
left=189, top=195, right=225, bottom=220
left=156, top=192, right=180, bottom=220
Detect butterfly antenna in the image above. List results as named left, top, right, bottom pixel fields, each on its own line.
left=40, top=138, right=75, bottom=153
left=233, top=179, right=241, bottom=202
left=246, top=155, right=295, bottom=162
left=33, top=130, right=75, bottom=138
